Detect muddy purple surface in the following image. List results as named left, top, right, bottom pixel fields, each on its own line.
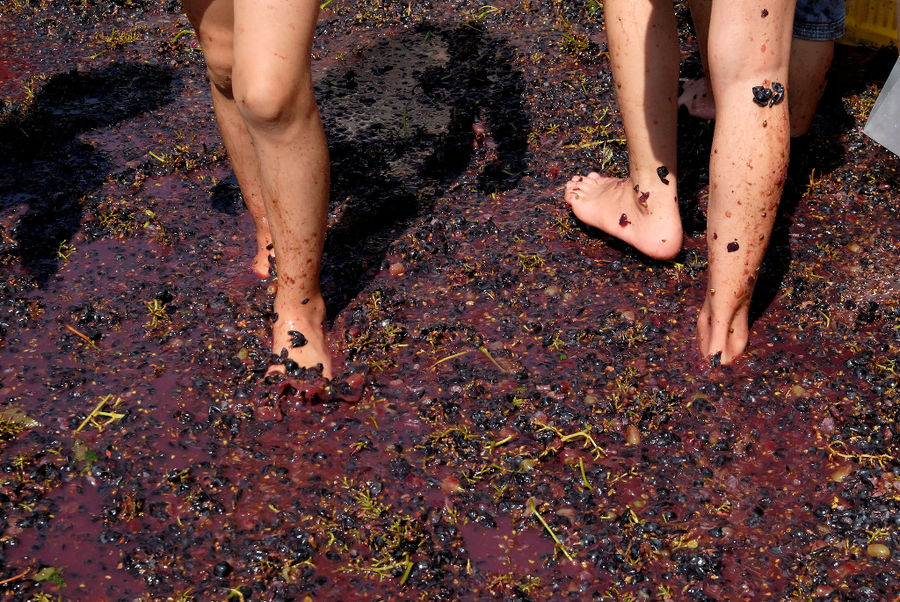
left=2, top=2, right=900, bottom=600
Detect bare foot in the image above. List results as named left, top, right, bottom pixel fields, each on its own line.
left=678, top=77, right=716, bottom=121
left=564, top=172, right=683, bottom=260
left=267, top=294, right=333, bottom=379
left=696, top=292, right=750, bottom=365
left=251, top=241, right=274, bottom=279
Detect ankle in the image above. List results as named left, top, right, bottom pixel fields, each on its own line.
left=274, top=293, right=325, bottom=324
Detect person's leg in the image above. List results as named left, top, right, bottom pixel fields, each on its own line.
left=183, top=0, right=273, bottom=279
left=681, top=40, right=831, bottom=136
left=683, top=0, right=840, bottom=137
left=788, top=38, right=833, bottom=136
left=698, top=0, right=796, bottom=364
left=788, top=0, right=844, bottom=135
left=679, top=0, right=716, bottom=119
left=680, top=42, right=832, bottom=135
left=564, top=0, right=683, bottom=260
left=227, top=0, right=331, bottom=377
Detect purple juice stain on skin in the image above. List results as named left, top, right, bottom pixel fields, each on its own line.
left=619, top=213, right=631, bottom=227
left=638, top=191, right=650, bottom=204
left=727, top=241, right=740, bottom=252
left=657, top=165, right=670, bottom=185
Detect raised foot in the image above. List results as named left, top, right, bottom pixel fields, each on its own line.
left=564, top=172, right=683, bottom=260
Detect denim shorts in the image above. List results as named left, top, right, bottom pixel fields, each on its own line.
left=794, top=0, right=846, bottom=41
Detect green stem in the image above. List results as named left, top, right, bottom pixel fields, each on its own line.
left=529, top=499, right=575, bottom=563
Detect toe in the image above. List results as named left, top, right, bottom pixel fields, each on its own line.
left=563, top=182, right=583, bottom=204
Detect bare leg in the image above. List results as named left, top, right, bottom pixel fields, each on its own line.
left=185, top=0, right=332, bottom=377
left=680, top=0, right=716, bottom=119
left=683, top=0, right=830, bottom=137
left=564, top=0, right=683, bottom=261
left=212, top=89, right=275, bottom=278
left=788, top=39, right=833, bottom=136
left=698, top=0, right=795, bottom=364
left=231, top=0, right=331, bottom=377
left=184, top=1, right=273, bottom=279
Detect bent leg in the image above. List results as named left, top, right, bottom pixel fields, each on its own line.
left=786, top=0, right=843, bottom=136
left=184, top=0, right=273, bottom=278
left=565, top=0, right=683, bottom=260
left=788, top=38, right=833, bottom=136
left=679, top=0, right=716, bottom=119
left=231, top=0, right=332, bottom=377
left=699, top=0, right=796, bottom=364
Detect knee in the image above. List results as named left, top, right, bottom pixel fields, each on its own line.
left=207, top=63, right=235, bottom=97
left=201, top=47, right=236, bottom=97
left=709, top=50, right=790, bottom=94
left=234, top=74, right=317, bottom=128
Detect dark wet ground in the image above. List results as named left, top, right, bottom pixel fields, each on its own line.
left=1, top=1, right=900, bottom=600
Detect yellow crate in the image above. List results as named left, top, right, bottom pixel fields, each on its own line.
left=841, top=0, right=898, bottom=46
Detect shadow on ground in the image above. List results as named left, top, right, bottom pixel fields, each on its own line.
left=311, top=23, right=531, bottom=317
left=0, top=62, right=174, bottom=286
